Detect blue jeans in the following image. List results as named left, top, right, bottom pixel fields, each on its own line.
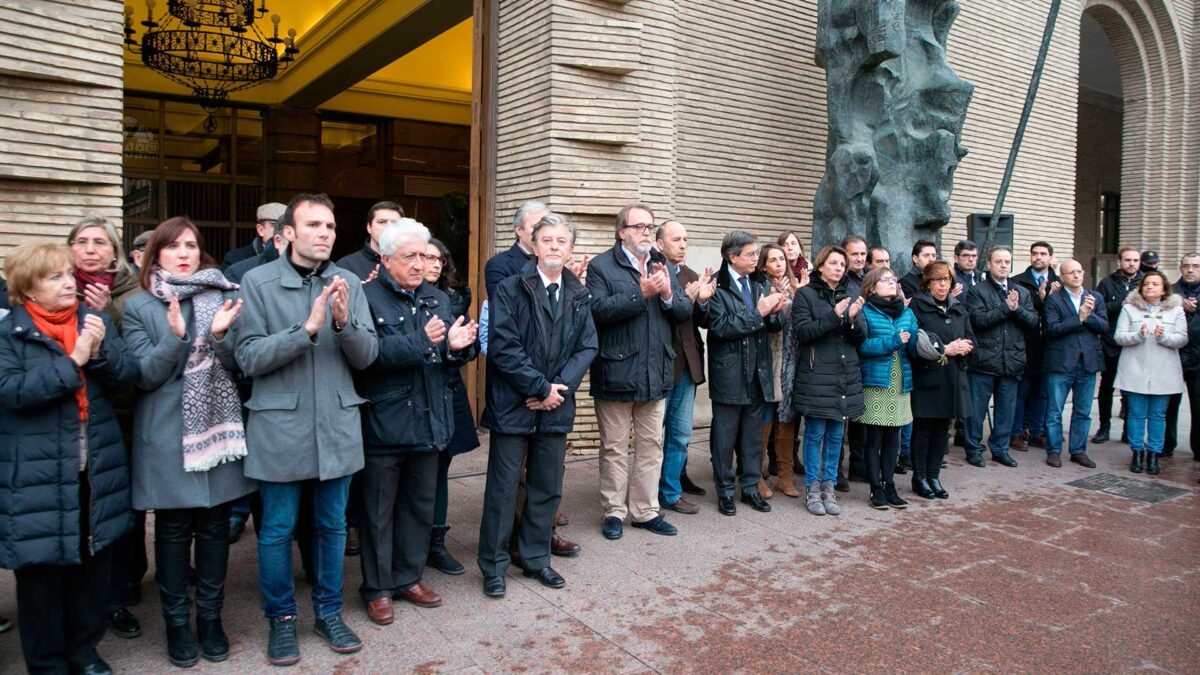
left=802, top=416, right=844, bottom=487
left=258, top=475, right=352, bottom=619
left=1014, top=373, right=1048, bottom=438
left=1123, top=392, right=1169, bottom=455
left=967, top=374, right=1019, bottom=458
left=658, top=371, right=697, bottom=507
left=1045, top=371, right=1097, bottom=456
left=899, top=422, right=912, bottom=460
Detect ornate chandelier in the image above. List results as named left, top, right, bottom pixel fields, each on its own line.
left=124, top=0, right=300, bottom=131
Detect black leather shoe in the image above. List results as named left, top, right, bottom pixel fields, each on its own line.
left=928, top=478, right=949, bottom=499
left=267, top=616, right=301, bottom=666
left=992, top=454, right=1018, bottom=468
left=1130, top=450, right=1144, bottom=473
left=630, top=515, right=678, bottom=535
left=602, top=516, right=623, bottom=540
left=1147, top=452, right=1160, bottom=475
left=77, top=659, right=113, bottom=675
left=911, top=477, right=937, bottom=500
left=966, top=454, right=986, bottom=468
left=680, top=470, right=707, bottom=496
left=427, top=524, right=466, bottom=575
left=313, top=614, right=362, bottom=654
left=522, top=566, right=566, bottom=589
left=483, top=575, right=506, bottom=598
left=166, top=624, right=199, bottom=668
left=1091, top=427, right=1110, bottom=443
left=717, top=496, right=736, bottom=516
left=228, top=518, right=246, bottom=544
left=740, top=492, right=772, bottom=512
left=106, top=607, right=141, bottom=639
left=197, top=617, right=229, bottom=662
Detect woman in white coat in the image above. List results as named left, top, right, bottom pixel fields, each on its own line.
left=1114, top=271, right=1189, bottom=475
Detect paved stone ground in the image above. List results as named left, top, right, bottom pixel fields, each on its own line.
left=1, top=403, right=1197, bottom=674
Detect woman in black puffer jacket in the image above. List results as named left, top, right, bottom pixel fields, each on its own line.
left=787, top=245, right=866, bottom=516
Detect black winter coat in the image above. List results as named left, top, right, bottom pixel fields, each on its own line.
left=357, top=276, right=476, bottom=453
left=444, top=286, right=480, bottom=456
left=965, top=278, right=1039, bottom=377
left=1173, top=279, right=1200, bottom=372
left=587, top=243, right=691, bottom=402
left=1010, top=266, right=1059, bottom=372
left=337, top=242, right=383, bottom=282
left=0, top=306, right=139, bottom=569
left=483, top=264, right=598, bottom=435
left=704, top=264, right=782, bottom=406
left=909, top=293, right=974, bottom=420
left=789, top=276, right=867, bottom=420
left=1095, top=269, right=1143, bottom=356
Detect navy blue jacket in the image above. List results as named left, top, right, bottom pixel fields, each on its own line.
left=484, top=242, right=534, bottom=298
left=357, top=276, right=476, bottom=453
left=222, top=237, right=268, bottom=270
left=0, top=306, right=139, bottom=569
left=1043, top=288, right=1109, bottom=374
left=225, top=243, right=279, bottom=284
left=483, top=263, right=597, bottom=435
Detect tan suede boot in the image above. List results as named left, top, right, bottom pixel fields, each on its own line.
left=774, top=421, right=800, bottom=497
left=758, top=424, right=773, bottom=499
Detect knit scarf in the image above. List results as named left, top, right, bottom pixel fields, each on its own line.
left=867, top=295, right=906, bottom=318
left=25, top=300, right=89, bottom=421
left=74, top=267, right=114, bottom=291
left=149, top=267, right=247, bottom=472
left=791, top=256, right=809, bottom=279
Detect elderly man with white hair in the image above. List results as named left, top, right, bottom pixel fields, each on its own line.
left=354, top=218, right=478, bottom=624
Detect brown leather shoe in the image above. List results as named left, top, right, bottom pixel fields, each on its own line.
left=366, top=597, right=393, bottom=625
left=1010, top=434, right=1028, bottom=451
left=554, top=510, right=569, bottom=527
left=663, top=497, right=700, bottom=514
left=398, top=583, right=442, bottom=608
left=551, top=533, right=581, bottom=557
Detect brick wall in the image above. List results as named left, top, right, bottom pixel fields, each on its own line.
left=1074, top=88, right=1123, bottom=279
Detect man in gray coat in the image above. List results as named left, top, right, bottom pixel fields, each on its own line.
left=232, top=193, right=378, bottom=666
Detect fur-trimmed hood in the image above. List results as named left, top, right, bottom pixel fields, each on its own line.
left=1123, top=289, right=1183, bottom=311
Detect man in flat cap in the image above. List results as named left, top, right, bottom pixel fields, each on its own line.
left=224, top=201, right=287, bottom=269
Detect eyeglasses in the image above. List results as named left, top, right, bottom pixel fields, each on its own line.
left=624, top=223, right=655, bottom=233
left=423, top=254, right=443, bottom=264
left=395, top=252, right=442, bottom=263
left=930, top=276, right=952, bottom=282
left=878, top=276, right=897, bottom=283
left=739, top=249, right=760, bottom=260
left=70, top=237, right=113, bottom=249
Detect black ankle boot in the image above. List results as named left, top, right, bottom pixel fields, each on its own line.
left=166, top=623, right=199, bottom=668
left=928, top=477, right=949, bottom=499
left=196, top=617, right=229, bottom=662
left=427, top=524, right=466, bottom=575
left=1147, top=452, right=1160, bottom=475
left=868, top=485, right=889, bottom=509
left=883, top=482, right=908, bottom=509
left=911, top=476, right=937, bottom=500
left=1130, top=450, right=1144, bottom=473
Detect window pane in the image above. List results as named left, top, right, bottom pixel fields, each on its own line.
left=236, top=111, right=263, bottom=177
left=123, top=99, right=159, bottom=171
left=163, top=102, right=230, bottom=174
left=123, top=177, right=157, bottom=220
left=165, top=180, right=230, bottom=222
left=235, top=184, right=265, bottom=224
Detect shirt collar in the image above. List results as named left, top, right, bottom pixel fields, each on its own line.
left=536, top=266, right=561, bottom=292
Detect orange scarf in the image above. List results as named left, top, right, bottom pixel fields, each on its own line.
left=24, top=300, right=89, bottom=422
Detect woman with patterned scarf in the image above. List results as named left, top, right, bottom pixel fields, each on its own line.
left=122, top=217, right=256, bottom=669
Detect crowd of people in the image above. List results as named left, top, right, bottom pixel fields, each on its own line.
left=0, top=195, right=1196, bottom=674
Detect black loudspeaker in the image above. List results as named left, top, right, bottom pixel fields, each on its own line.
left=967, top=213, right=1014, bottom=249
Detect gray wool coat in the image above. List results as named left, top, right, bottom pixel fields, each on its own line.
left=231, top=256, right=377, bottom=483
left=122, top=290, right=258, bottom=510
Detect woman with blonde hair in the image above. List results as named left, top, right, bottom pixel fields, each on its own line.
left=67, top=216, right=140, bottom=321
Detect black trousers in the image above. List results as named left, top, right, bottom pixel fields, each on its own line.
left=911, top=417, right=951, bottom=481
left=863, top=424, right=901, bottom=487
left=478, top=433, right=566, bottom=578
left=15, top=543, right=113, bottom=675
left=105, top=509, right=147, bottom=612
left=1097, top=352, right=1121, bottom=427
left=847, top=420, right=868, bottom=477
left=710, top=395, right=764, bottom=498
left=1165, top=370, right=1199, bottom=453
left=154, top=503, right=233, bottom=627
left=359, top=451, right=438, bottom=601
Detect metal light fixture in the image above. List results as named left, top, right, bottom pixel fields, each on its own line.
left=125, top=0, right=299, bottom=132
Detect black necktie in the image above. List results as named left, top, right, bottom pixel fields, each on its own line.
left=547, top=282, right=559, bottom=317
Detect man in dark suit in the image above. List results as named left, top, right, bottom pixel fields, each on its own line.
left=477, top=213, right=598, bottom=598
left=484, top=201, right=548, bottom=297
left=654, top=220, right=714, bottom=514
left=222, top=202, right=285, bottom=269
left=1042, top=260, right=1108, bottom=468
left=1009, top=241, right=1060, bottom=450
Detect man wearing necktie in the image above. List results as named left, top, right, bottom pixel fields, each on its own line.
left=1010, top=241, right=1060, bottom=451
left=964, top=245, right=1039, bottom=468
left=704, top=231, right=788, bottom=516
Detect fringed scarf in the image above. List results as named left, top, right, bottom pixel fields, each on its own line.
left=149, top=267, right=247, bottom=472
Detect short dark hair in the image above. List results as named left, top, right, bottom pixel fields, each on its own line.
left=987, top=244, right=1012, bottom=262
left=279, top=193, right=336, bottom=234
left=656, top=219, right=681, bottom=242
left=366, top=200, right=404, bottom=226
left=911, top=239, right=937, bottom=259
left=1138, top=271, right=1173, bottom=299
left=840, top=234, right=866, bottom=250
left=616, top=203, right=655, bottom=232
left=721, top=230, right=756, bottom=262
left=1030, top=241, right=1054, bottom=255
left=867, top=246, right=889, bottom=263
left=954, top=240, right=977, bottom=256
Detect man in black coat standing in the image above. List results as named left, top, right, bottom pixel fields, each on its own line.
left=964, top=245, right=1039, bottom=468
left=706, top=231, right=787, bottom=516
left=1092, top=246, right=1143, bottom=443
left=1042, top=260, right=1107, bottom=468
left=588, top=203, right=691, bottom=541
left=899, top=239, right=939, bottom=298
left=477, top=213, right=598, bottom=598
left=1009, top=241, right=1060, bottom=450
left=336, top=201, right=404, bottom=281
left=1165, top=252, right=1200, bottom=457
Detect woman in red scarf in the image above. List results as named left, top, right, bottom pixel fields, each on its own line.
left=0, top=243, right=138, bottom=675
